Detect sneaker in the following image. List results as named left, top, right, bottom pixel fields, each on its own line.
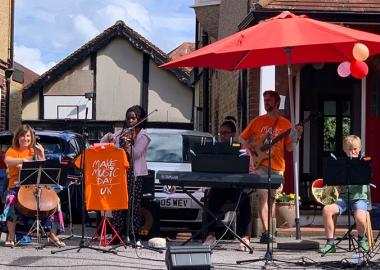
left=19, top=236, right=32, bottom=244
left=259, top=231, right=275, bottom=244
left=135, top=240, right=143, bottom=249
left=319, top=243, right=336, bottom=254
left=359, top=238, right=369, bottom=252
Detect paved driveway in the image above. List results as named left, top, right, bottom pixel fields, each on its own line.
left=0, top=226, right=379, bottom=269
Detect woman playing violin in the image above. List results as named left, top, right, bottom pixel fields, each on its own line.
left=0, top=125, right=65, bottom=247
left=100, top=105, right=150, bottom=245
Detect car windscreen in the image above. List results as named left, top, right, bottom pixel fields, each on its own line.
left=147, top=133, right=211, bottom=163
left=38, top=136, right=63, bottom=155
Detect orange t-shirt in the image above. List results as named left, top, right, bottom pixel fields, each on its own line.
left=75, top=144, right=129, bottom=211
left=241, top=115, right=292, bottom=172
left=5, top=147, right=35, bottom=189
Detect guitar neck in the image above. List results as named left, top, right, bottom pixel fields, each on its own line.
left=259, top=113, right=314, bottom=152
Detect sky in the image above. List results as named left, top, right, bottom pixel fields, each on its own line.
left=14, top=0, right=195, bottom=75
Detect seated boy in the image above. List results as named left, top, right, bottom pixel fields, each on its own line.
left=319, top=135, right=369, bottom=254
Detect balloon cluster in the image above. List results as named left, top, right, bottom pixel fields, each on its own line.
left=337, top=43, right=369, bottom=79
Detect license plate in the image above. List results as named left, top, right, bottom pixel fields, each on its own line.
left=160, top=198, right=191, bottom=208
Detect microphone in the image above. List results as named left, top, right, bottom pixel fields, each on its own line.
left=349, top=151, right=352, bottom=160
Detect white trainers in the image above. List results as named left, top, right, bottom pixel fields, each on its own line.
left=135, top=240, right=143, bottom=249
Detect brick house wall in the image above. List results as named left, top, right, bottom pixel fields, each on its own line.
left=0, top=0, right=12, bottom=131
left=209, top=0, right=250, bottom=135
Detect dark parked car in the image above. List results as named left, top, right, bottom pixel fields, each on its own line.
left=0, top=130, right=88, bottom=222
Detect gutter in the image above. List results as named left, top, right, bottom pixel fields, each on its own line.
left=239, top=9, right=380, bottom=30
left=5, top=0, right=15, bottom=130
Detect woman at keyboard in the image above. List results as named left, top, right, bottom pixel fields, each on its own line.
left=203, top=117, right=252, bottom=251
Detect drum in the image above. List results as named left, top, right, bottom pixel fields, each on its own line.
left=16, top=185, right=59, bottom=218
left=311, top=178, right=339, bottom=205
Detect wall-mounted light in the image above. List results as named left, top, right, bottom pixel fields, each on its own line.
left=85, top=92, right=95, bottom=100
left=5, top=68, right=14, bottom=78
left=312, top=63, right=324, bottom=70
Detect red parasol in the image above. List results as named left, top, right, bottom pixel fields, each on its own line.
left=161, top=11, right=380, bottom=239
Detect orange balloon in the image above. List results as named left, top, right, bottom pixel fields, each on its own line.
left=353, top=43, right=369, bottom=61
left=350, top=60, right=368, bottom=79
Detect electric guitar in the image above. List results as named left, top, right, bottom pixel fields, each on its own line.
left=250, top=114, right=315, bottom=169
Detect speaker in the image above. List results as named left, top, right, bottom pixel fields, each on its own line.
left=142, top=169, right=155, bottom=198
left=139, top=198, right=160, bottom=240
left=165, top=245, right=212, bottom=270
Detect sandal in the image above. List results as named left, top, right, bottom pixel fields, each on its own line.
left=203, top=234, right=216, bottom=246
left=48, top=237, right=66, bottom=247
left=239, top=237, right=251, bottom=252
left=5, top=240, right=14, bottom=248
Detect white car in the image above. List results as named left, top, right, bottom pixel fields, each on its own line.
left=146, top=128, right=213, bottom=230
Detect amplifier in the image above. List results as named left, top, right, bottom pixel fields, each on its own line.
left=139, top=198, right=160, bottom=240
left=142, top=169, right=155, bottom=198
left=166, top=245, right=212, bottom=270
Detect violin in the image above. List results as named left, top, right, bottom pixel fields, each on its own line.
left=120, top=128, right=140, bottom=147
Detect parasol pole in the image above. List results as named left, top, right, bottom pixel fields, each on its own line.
left=285, top=47, right=301, bottom=240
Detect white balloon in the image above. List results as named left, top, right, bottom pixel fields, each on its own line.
left=337, top=61, right=351, bottom=77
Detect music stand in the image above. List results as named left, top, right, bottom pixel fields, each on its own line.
left=322, top=157, right=371, bottom=254
left=16, top=160, right=61, bottom=249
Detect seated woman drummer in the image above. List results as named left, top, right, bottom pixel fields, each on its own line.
left=0, top=124, right=65, bottom=247
left=203, top=116, right=252, bottom=251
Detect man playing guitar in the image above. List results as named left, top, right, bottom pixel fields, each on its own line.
left=240, top=90, right=303, bottom=243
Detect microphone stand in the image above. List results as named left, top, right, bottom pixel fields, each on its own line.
left=238, top=130, right=287, bottom=266
left=52, top=108, right=116, bottom=255
left=109, top=109, right=161, bottom=253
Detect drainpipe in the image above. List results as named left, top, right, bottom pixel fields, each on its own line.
left=202, top=31, right=209, bottom=132
left=5, top=0, right=15, bottom=130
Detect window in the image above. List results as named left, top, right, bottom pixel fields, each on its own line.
left=37, top=136, right=62, bottom=154
left=322, top=100, right=351, bottom=153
